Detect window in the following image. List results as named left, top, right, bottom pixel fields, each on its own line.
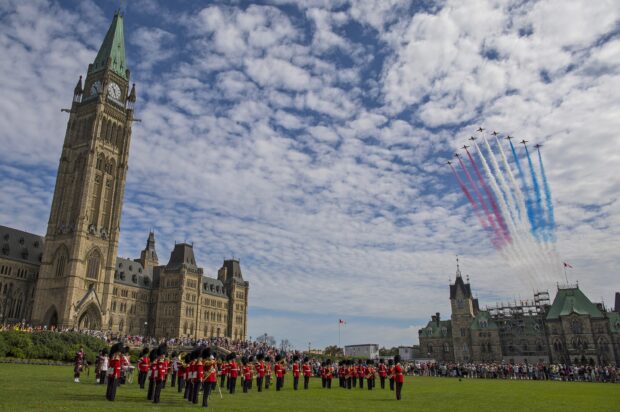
left=457, top=299, right=464, bottom=309
left=427, top=344, right=433, bottom=354
left=86, top=253, right=100, bottom=280
left=54, top=251, right=67, bottom=278
left=460, top=328, right=466, bottom=337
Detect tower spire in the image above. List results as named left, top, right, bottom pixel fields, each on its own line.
left=455, top=255, right=462, bottom=278
left=91, top=11, right=128, bottom=79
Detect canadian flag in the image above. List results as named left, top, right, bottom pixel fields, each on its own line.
left=339, top=319, right=346, bottom=325
left=563, top=262, right=573, bottom=268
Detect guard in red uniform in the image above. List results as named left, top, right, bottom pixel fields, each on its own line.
left=366, top=360, right=375, bottom=390
left=137, top=347, right=150, bottom=389
left=292, top=355, right=300, bottom=390
left=302, top=357, right=312, bottom=390
left=192, top=349, right=205, bottom=404
left=378, top=359, right=387, bottom=389
left=177, top=354, right=187, bottom=393
left=203, top=349, right=217, bottom=407
left=358, top=360, right=365, bottom=389
left=220, top=356, right=228, bottom=389
left=264, top=356, right=272, bottom=389
left=147, top=348, right=158, bottom=401
left=187, top=350, right=198, bottom=401
left=153, top=346, right=167, bottom=404
left=241, top=357, right=252, bottom=393
left=388, top=359, right=395, bottom=391
left=255, top=353, right=266, bottom=392
left=346, top=360, right=353, bottom=389
left=228, top=352, right=239, bottom=394
left=393, top=355, right=404, bottom=400
left=106, top=343, right=122, bottom=401
left=274, top=354, right=286, bottom=391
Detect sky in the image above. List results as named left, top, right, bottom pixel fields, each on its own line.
left=0, top=0, right=619, bottom=350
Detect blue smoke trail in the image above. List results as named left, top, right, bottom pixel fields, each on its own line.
left=524, top=144, right=545, bottom=240
left=509, top=139, right=538, bottom=237
left=537, top=148, right=556, bottom=242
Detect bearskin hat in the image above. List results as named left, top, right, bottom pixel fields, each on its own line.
left=303, top=356, right=309, bottom=363
left=241, top=356, right=248, bottom=365
left=101, top=348, right=109, bottom=356
left=109, top=342, right=122, bottom=357
left=184, top=353, right=192, bottom=363
left=326, top=359, right=331, bottom=364
left=275, top=354, right=282, bottom=362
left=202, top=347, right=211, bottom=359
left=158, top=344, right=168, bottom=357
left=388, top=359, right=394, bottom=365
left=256, top=353, right=264, bottom=361
left=149, top=348, right=158, bottom=362
left=140, top=347, right=150, bottom=357
left=394, top=355, right=401, bottom=363
left=293, top=355, right=299, bottom=362
left=171, top=351, right=178, bottom=358
left=379, top=358, right=385, bottom=364
left=368, top=359, right=374, bottom=365
left=264, top=356, right=272, bottom=362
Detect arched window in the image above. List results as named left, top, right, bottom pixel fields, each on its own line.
left=54, top=249, right=67, bottom=278
left=106, top=120, right=113, bottom=141
left=109, top=123, right=116, bottom=143
left=119, top=319, right=124, bottom=332
left=184, top=321, right=188, bottom=335
left=427, top=344, right=433, bottom=354
left=115, top=126, right=123, bottom=147
left=86, top=252, right=100, bottom=280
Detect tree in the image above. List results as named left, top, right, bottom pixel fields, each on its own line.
left=324, top=345, right=343, bottom=358
left=280, top=339, right=293, bottom=352
left=256, top=333, right=276, bottom=346
left=379, top=346, right=399, bottom=356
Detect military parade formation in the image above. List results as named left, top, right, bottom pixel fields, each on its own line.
left=87, top=343, right=406, bottom=406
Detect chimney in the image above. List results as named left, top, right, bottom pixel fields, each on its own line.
left=431, top=315, right=437, bottom=323
left=615, top=292, right=620, bottom=312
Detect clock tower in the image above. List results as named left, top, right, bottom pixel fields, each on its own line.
left=31, top=11, right=137, bottom=329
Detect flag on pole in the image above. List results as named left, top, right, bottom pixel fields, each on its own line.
left=339, top=319, right=346, bottom=325
left=563, top=262, right=573, bottom=268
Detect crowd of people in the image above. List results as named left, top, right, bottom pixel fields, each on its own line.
left=411, top=362, right=618, bottom=383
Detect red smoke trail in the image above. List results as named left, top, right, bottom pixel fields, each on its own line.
left=450, top=163, right=487, bottom=230
left=464, top=148, right=511, bottom=246
left=457, top=155, right=500, bottom=247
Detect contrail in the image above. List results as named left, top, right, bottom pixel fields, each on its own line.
left=464, top=147, right=510, bottom=246
left=457, top=155, right=500, bottom=246
left=450, top=163, right=486, bottom=229
left=524, top=144, right=545, bottom=241
left=509, top=138, right=537, bottom=235
left=537, top=146, right=556, bottom=242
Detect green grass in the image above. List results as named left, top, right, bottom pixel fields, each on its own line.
left=0, top=364, right=617, bottom=411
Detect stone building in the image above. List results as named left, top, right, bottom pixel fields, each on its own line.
left=419, top=261, right=620, bottom=365
left=0, top=12, right=249, bottom=340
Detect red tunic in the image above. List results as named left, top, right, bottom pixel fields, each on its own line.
left=178, top=364, right=186, bottom=380
left=243, top=365, right=252, bottom=381
left=149, top=360, right=158, bottom=381
left=275, top=363, right=285, bottom=378
left=293, top=362, right=300, bottom=378
left=303, top=363, right=312, bottom=377
left=138, top=356, right=150, bottom=373
left=229, top=361, right=239, bottom=378
left=206, top=363, right=217, bottom=383
left=195, top=362, right=204, bottom=383
left=256, top=361, right=266, bottom=378
left=108, top=357, right=121, bottom=379
left=156, top=360, right=167, bottom=382
left=394, top=364, right=404, bottom=383
left=378, top=364, right=387, bottom=378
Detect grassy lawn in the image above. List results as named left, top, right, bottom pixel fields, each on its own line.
left=0, top=364, right=617, bottom=411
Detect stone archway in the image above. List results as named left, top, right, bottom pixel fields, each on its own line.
left=77, top=303, right=101, bottom=330
left=43, top=305, right=59, bottom=329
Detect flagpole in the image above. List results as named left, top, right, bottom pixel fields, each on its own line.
left=564, top=265, right=568, bottom=284
left=338, top=322, right=341, bottom=348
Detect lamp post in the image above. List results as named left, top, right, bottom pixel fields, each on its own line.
left=144, top=321, right=148, bottom=337
left=308, top=342, right=311, bottom=353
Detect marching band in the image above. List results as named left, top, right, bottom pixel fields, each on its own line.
left=99, top=344, right=405, bottom=406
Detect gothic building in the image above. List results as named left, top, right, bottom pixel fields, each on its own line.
left=419, top=262, right=620, bottom=365
left=0, top=12, right=249, bottom=340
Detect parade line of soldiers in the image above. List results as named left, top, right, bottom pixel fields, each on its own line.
left=97, top=343, right=405, bottom=405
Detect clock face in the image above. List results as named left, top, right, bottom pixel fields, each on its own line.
left=90, top=80, right=102, bottom=96
left=108, top=82, right=121, bottom=100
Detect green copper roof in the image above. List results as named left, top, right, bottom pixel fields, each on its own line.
left=546, top=287, right=604, bottom=320
left=419, top=320, right=452, bottom=338
left=92, top=11, right=127, bottom=79
left=470, top=311, right=498, bottom=331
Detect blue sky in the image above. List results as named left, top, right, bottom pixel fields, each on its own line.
left=0, top=0, right=619, bottom=349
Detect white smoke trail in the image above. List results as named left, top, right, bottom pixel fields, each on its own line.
left=480, top=134, right=551, bottom=288
left=472, top=137, right=539, bottom=289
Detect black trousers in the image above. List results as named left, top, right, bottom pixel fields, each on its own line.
left=326, top=378, right=332, bottom=388
left=226, top=376, right=230, bottom=391
left=99, top=371, right=106, bottom=384
left=380, top=376, right=385, bottom=389
left=368, top=378, right=374, bottom=390
left=359, top=377, right=364, bottom=389
left=106, top=376, right=118, bottom=401
left=248, top=377, right=252, bottom=389
left=202, top=382, right=212, bottom=407
left=265, top=375, right=271, bottom=389
left=389, top=378, right=394, bottom=391
left=257, top=376, right=263, bottom=392
left=171, top=372, right=177, bottom=388
left=321, top=377, right=326, bottom=388
left=138, top=371, right=146, bottom=389
left=243, top=379, right=249, bottom=393
left=293, top=376, right=299, bottom=390
left=395, top=381, right=403, bottom=400
left=162, top=374, right=167, bottom=389
left=178, top=377, right=184, bottom=393
left=346, top=377, right=352, bottom=389
left=304, top=376, right=310, bottom=389
left=220, top=374, right=226, bottom=388
left=276, top=376, right=283, bottom=391
left=229, top=377, right=237, bottom=394
left=147, top=379, right=155, bottom=400
left=153, top=380, right=162, bottom=403
left=192, top=381, right=200, bottom=404
left=185, top=380, right=192, bottom=400
left=352, top=376, right=357, bottom=387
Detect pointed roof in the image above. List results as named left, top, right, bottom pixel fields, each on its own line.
left=92, top=11, right=128, bottom=79
left=450, top=275, right=472, bottom=299
left=166, top=243, right=197, bottom=270
left=546, top=286, right=604, bottom=320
